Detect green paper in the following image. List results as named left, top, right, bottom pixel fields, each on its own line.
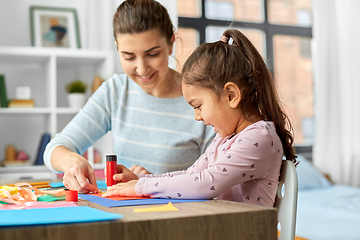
left=37, top=195, right=58, bottom=202
left=0, top=200, right=11, bottom=205
left=46, top=194, right=66, bottom=201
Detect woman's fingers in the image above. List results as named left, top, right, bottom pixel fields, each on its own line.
left=63, top=165, right=99, bottom=193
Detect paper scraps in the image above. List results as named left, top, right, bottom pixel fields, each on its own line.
left=0, top=182, right=66, bottom=206
left=133, top=202, right=178, bottom=213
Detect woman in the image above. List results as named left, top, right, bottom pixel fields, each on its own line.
left=44, top=0, right=215, bottom=193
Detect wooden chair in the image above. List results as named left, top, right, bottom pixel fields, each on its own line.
left=275, top=160, right=298, bottom=240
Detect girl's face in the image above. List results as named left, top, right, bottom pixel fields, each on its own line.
left=182, top=83, right=242, bottom=138
left=115, top=29, right=174, bottom=97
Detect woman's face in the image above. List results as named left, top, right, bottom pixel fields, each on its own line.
left=115, top=29, right=174, bottom=97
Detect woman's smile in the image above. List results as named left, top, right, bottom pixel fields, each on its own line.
left=136, top=72, right=156, bottom=83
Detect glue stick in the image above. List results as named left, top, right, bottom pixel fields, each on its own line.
left=106, top=154, right=117, bottom=189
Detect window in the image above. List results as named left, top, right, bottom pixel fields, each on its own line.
left=177, top=0, right=313, bottom=155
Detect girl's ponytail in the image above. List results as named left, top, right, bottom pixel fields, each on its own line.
left=224, top=29, right=296, bottom=162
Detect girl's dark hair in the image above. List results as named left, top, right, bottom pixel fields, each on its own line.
left=113, top=0, right=174, bottom=44
left=181, top=29, right=296, bottom=162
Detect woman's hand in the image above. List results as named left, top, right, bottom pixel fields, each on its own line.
left=129, top=164, right=152, bottom=175
left=53, top=146, right=99, bottom=194
left=102, top=180, right=138, bottom=197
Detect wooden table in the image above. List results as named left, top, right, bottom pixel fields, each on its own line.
left=0, top=180, right=277, bottom=240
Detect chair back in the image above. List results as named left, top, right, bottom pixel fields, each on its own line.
left=274, top=160, right=298, bottom=240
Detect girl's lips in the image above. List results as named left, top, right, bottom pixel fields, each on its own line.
left=137, top=72, right=156, bottom=83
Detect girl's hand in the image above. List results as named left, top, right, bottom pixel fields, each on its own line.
left=62, top=152, right=99, bottom=194
left=105, top=164, right=139, bottom=183
left=129, top=164, right=152, bottom=175
left=102, top=180, right=138, bottom=197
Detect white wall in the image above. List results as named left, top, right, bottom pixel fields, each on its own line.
left=0, top=0, right=114, bottom=50
left=0, top=0, right=178, bottom=72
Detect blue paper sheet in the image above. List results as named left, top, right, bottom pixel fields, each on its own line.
left=50, top=180, right=107, bottom=190
left=0, top=206, right=122, bottom=227
left=78, top=194, right=207, bottom=207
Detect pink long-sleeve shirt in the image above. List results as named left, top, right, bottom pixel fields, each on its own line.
left=134, top=121, right=283, bottom=207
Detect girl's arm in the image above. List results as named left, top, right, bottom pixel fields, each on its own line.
left=134, top=129, right=281, bottom=199
left=103, top=148, right=212, bottom=197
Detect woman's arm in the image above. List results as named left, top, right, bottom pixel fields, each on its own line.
left=44, top=76, right=117, bottom=192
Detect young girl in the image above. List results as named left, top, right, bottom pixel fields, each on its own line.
left=103, top=29, right=296, bottom=207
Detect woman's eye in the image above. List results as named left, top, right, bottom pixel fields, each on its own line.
left=122, top=54, right=135, bottom=60
left=148, top=52, right=159, bottom=57
left=194, top=105, right=201, bottom=110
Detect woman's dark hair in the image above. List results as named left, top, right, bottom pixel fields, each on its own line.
left=181, top=29, right=296, bottom=162
left=113, top=0, right=174, bottom=44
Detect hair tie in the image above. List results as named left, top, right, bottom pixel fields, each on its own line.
left=220, top=35, right=229, bottom=44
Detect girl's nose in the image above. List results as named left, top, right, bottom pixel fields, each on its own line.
left=194, top=111, right=203, bottom=121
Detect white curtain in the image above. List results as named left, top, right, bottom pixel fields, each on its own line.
left=313, top=0, right=360, bottom=187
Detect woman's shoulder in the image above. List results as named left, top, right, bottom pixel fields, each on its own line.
left=98, top=73, right=139, bottom=95
left=103, top=73, right=130, bottom=86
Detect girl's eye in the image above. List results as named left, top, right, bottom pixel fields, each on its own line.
left=124, top=57, right=135, bottom=60
left=194, top=105, right=201, bottom=110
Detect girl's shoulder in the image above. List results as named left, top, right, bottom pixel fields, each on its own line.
left=242, top=120, right=276, bottom=134
left=231, top=120, right=279, bottom=145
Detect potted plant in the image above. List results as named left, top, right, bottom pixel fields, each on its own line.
left=65, top=80, right=88, bottom=109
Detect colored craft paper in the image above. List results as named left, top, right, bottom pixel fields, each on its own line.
left=133, top=202, right=178, bottom=213
left=37, top=195, right=58, bottom=202
left=0, top=206, right=122, bottom=227
left=78, top=194, right=124, bottom=207
left=78, top=194, right=207, bottom=207
left=50, top=180, right=107, bottom=190
left=49, top=182, right=65, bottom=188
left=95, top=193, right=145, bottom=200
left=0, top=201, right=78, bottom=210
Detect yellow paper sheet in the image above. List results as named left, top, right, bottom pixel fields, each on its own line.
left=133, top=202, right=178, bottom=213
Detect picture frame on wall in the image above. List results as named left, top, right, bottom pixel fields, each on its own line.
left=30, top=6, right=81, bottom=48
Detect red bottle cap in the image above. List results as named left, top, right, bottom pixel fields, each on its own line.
left=65, top=189, right=78, bottom=202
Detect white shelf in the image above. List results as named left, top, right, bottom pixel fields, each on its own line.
left=56, top=108, right=81, bottom=114
left=0, top=46, right=113, bottom=59
left=0, top=165, right=57, bottom=180
left=0, top=46, right=114, bottom=180
left=0, top=108, right=52, bottom=114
